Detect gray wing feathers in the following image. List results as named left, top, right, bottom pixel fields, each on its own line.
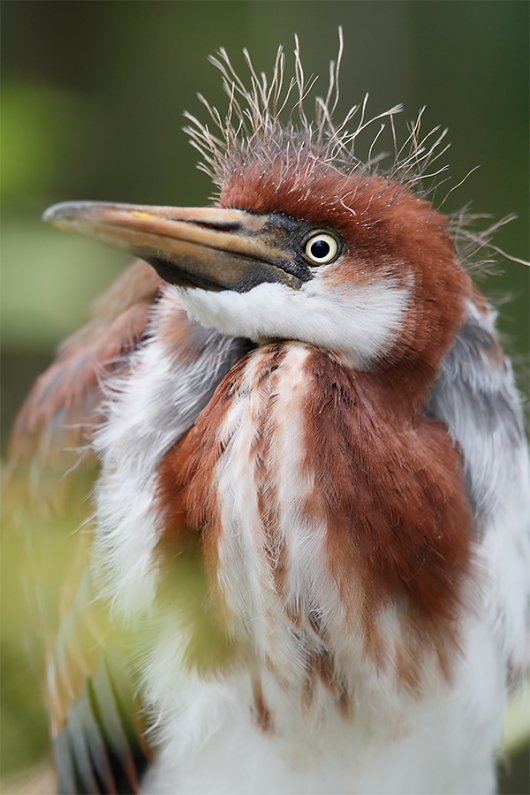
left=428, top=299, right=530, bottom=674
left=428, top=300, right=526, bottom=525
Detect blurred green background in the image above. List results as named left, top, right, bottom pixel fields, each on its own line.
left=1, top=1, right=528, bottom=790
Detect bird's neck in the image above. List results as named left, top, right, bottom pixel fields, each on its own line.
left=156, top=340, right=473, bottom=695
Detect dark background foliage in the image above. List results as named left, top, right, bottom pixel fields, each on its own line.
left=1, top=2, right=528, bottom=789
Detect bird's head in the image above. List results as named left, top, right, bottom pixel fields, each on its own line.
left=44, top=35, right=471, bottom=388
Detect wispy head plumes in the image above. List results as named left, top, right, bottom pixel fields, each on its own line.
left=448, top=211, right=530, bottom=273
left=184, top=31, right=528, bottom=270
left=183, top=30, right=450, bottom=195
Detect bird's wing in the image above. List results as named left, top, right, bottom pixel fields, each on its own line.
left=5, top=260, right=162, bottom=793
left=47, top=552, right=153, bottom=795
left=5, top=260, right=250, bottom=792
left=6, top=259, right=163, bottom=516
left=428, top=295, right=530, bottom=675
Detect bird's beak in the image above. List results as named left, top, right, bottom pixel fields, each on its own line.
left=43, top=202, right=308, bottom=292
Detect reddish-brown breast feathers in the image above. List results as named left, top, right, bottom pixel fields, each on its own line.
left=156, top=342, right=473, bottom=669
left=302, top=349, right=473, bottom=627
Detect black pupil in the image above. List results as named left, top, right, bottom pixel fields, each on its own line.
left=310, top=239, right=331, bottom=259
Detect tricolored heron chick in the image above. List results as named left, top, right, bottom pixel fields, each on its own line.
left=9, top=36, right=530, bottom=795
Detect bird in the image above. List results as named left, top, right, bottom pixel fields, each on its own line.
left=7, top=33, right=530, bottom=795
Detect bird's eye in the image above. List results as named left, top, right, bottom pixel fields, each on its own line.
left=304, top=232, right=339, bottom=265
